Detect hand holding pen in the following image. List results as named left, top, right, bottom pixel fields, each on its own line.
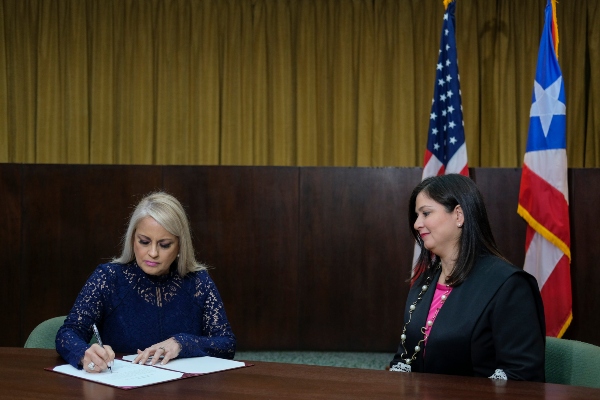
left=92, top=324, right=113, bottom=373
left=82, top=323, right=115, bottom=373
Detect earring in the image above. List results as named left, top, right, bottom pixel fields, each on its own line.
left=177, top=254, right=180, bottom=258
left=458, top=223, right=463, bottom=227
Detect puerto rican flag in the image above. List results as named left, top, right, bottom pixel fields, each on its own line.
left=422, top=0, right=468, bottom=179
left=518, top=0, right=571, bottom=338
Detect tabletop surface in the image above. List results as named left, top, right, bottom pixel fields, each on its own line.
left=2, top=348, right=600, bottom=399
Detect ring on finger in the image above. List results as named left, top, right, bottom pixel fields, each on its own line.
left=159, top=347, right=165, bottom=351
left=88, top=362, right=95, bottom=370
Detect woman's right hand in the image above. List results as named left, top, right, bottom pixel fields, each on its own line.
left=82, top=343, right=115, bottom=373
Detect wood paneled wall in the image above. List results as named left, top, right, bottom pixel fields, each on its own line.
left=1, top=165, right=598, bottom=350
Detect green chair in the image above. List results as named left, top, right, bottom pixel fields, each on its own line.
left=545, top=336, right=600, bottom=388
left=24, top=316, right=98, bottom=349
left=24, top=316, right=67, bottom=349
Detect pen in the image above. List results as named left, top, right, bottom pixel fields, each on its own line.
left=92, top=323, right=112, bottom=373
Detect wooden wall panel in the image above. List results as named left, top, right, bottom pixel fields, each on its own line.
left=563, top=169, right=600, bottom=343
left=0, top=164, right=22, bottom=346
left=163, top=166, right=300, bottom=350
left=20, top=165, right=162, bottom=341
left=298, top=167, right=422, bottom=351
left=4, top=165, right=600, bottom=349
left=471, top=168, right=527, bottom=267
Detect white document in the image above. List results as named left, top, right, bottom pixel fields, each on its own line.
left=53, top=359, right=183, bottom=389
left=121, top=354, right=246, bottom=374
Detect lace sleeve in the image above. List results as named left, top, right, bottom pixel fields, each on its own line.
left=172, top=273, right=236, bottom=360
left=55, top=265, right=112, bottom=368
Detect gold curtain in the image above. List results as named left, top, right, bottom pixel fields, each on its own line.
left=0, top=0, right=598, bottom=167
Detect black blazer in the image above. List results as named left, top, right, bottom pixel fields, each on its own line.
left=391, top=255, right=546, bottom=381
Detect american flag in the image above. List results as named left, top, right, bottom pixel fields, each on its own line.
left=413, top=0, right=468, bottom=268
left=422, top=0, right=468, bottom=178
left=518, top=0, right=571, bottom=337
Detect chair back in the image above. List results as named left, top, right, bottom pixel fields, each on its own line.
left=24, top=316, right=68, bottom=349
left=24, top=316, right=99, bottom=349
left=545, top=336, right=600, bottom=388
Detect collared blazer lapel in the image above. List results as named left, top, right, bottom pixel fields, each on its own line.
left=402, top=255, right=530, bottom=375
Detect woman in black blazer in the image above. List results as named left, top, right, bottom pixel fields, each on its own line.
left=390, top=174, right=545, bottom=381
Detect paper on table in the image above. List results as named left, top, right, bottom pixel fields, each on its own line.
left=53, top=359, right=183, bottom=389
left=121, top=354, right=246, bottom=374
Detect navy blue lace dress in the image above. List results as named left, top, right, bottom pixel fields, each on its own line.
left=56, top=261, right=236, bottom=369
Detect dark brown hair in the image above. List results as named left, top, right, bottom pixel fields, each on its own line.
left=409, top=174, right=506, bottom=286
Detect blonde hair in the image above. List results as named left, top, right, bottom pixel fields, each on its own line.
left=112, top=192, right=206, bottom=276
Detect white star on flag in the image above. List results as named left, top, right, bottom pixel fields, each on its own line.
left=529, top=76, right=566, bottom=137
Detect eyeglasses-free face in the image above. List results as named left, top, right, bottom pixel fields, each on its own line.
left=133, top=216, right=179, bottom=276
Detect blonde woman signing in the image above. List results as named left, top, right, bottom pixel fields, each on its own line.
left=56, top=192, right=235, bottom=373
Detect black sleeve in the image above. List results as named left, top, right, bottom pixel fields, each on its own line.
left=490, top=273, right=546, bottom=381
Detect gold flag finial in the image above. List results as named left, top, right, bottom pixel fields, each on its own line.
left=443, top=0, right=453, bottom=10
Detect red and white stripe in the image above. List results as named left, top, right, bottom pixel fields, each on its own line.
left=422, top=143, right=469, bottom=178
left=519, top=149, right=571, bottom=337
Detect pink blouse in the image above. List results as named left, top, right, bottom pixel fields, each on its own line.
left=424, top=283, right=453, bottom=345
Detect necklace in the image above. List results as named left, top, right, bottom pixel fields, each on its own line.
left=390, top=264, right=451, bottom=372
left=423, top=283, right=452, bottom=342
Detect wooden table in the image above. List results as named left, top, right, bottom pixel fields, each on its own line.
left=2, top=348, right=599, bottom=399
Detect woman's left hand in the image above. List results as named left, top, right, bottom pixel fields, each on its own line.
left=132, top=337, right=181, bottom=366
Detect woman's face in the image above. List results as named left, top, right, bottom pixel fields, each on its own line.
left=133, top=216, right=180, bottom=276
left=413, top=192, right=463, bottom=261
